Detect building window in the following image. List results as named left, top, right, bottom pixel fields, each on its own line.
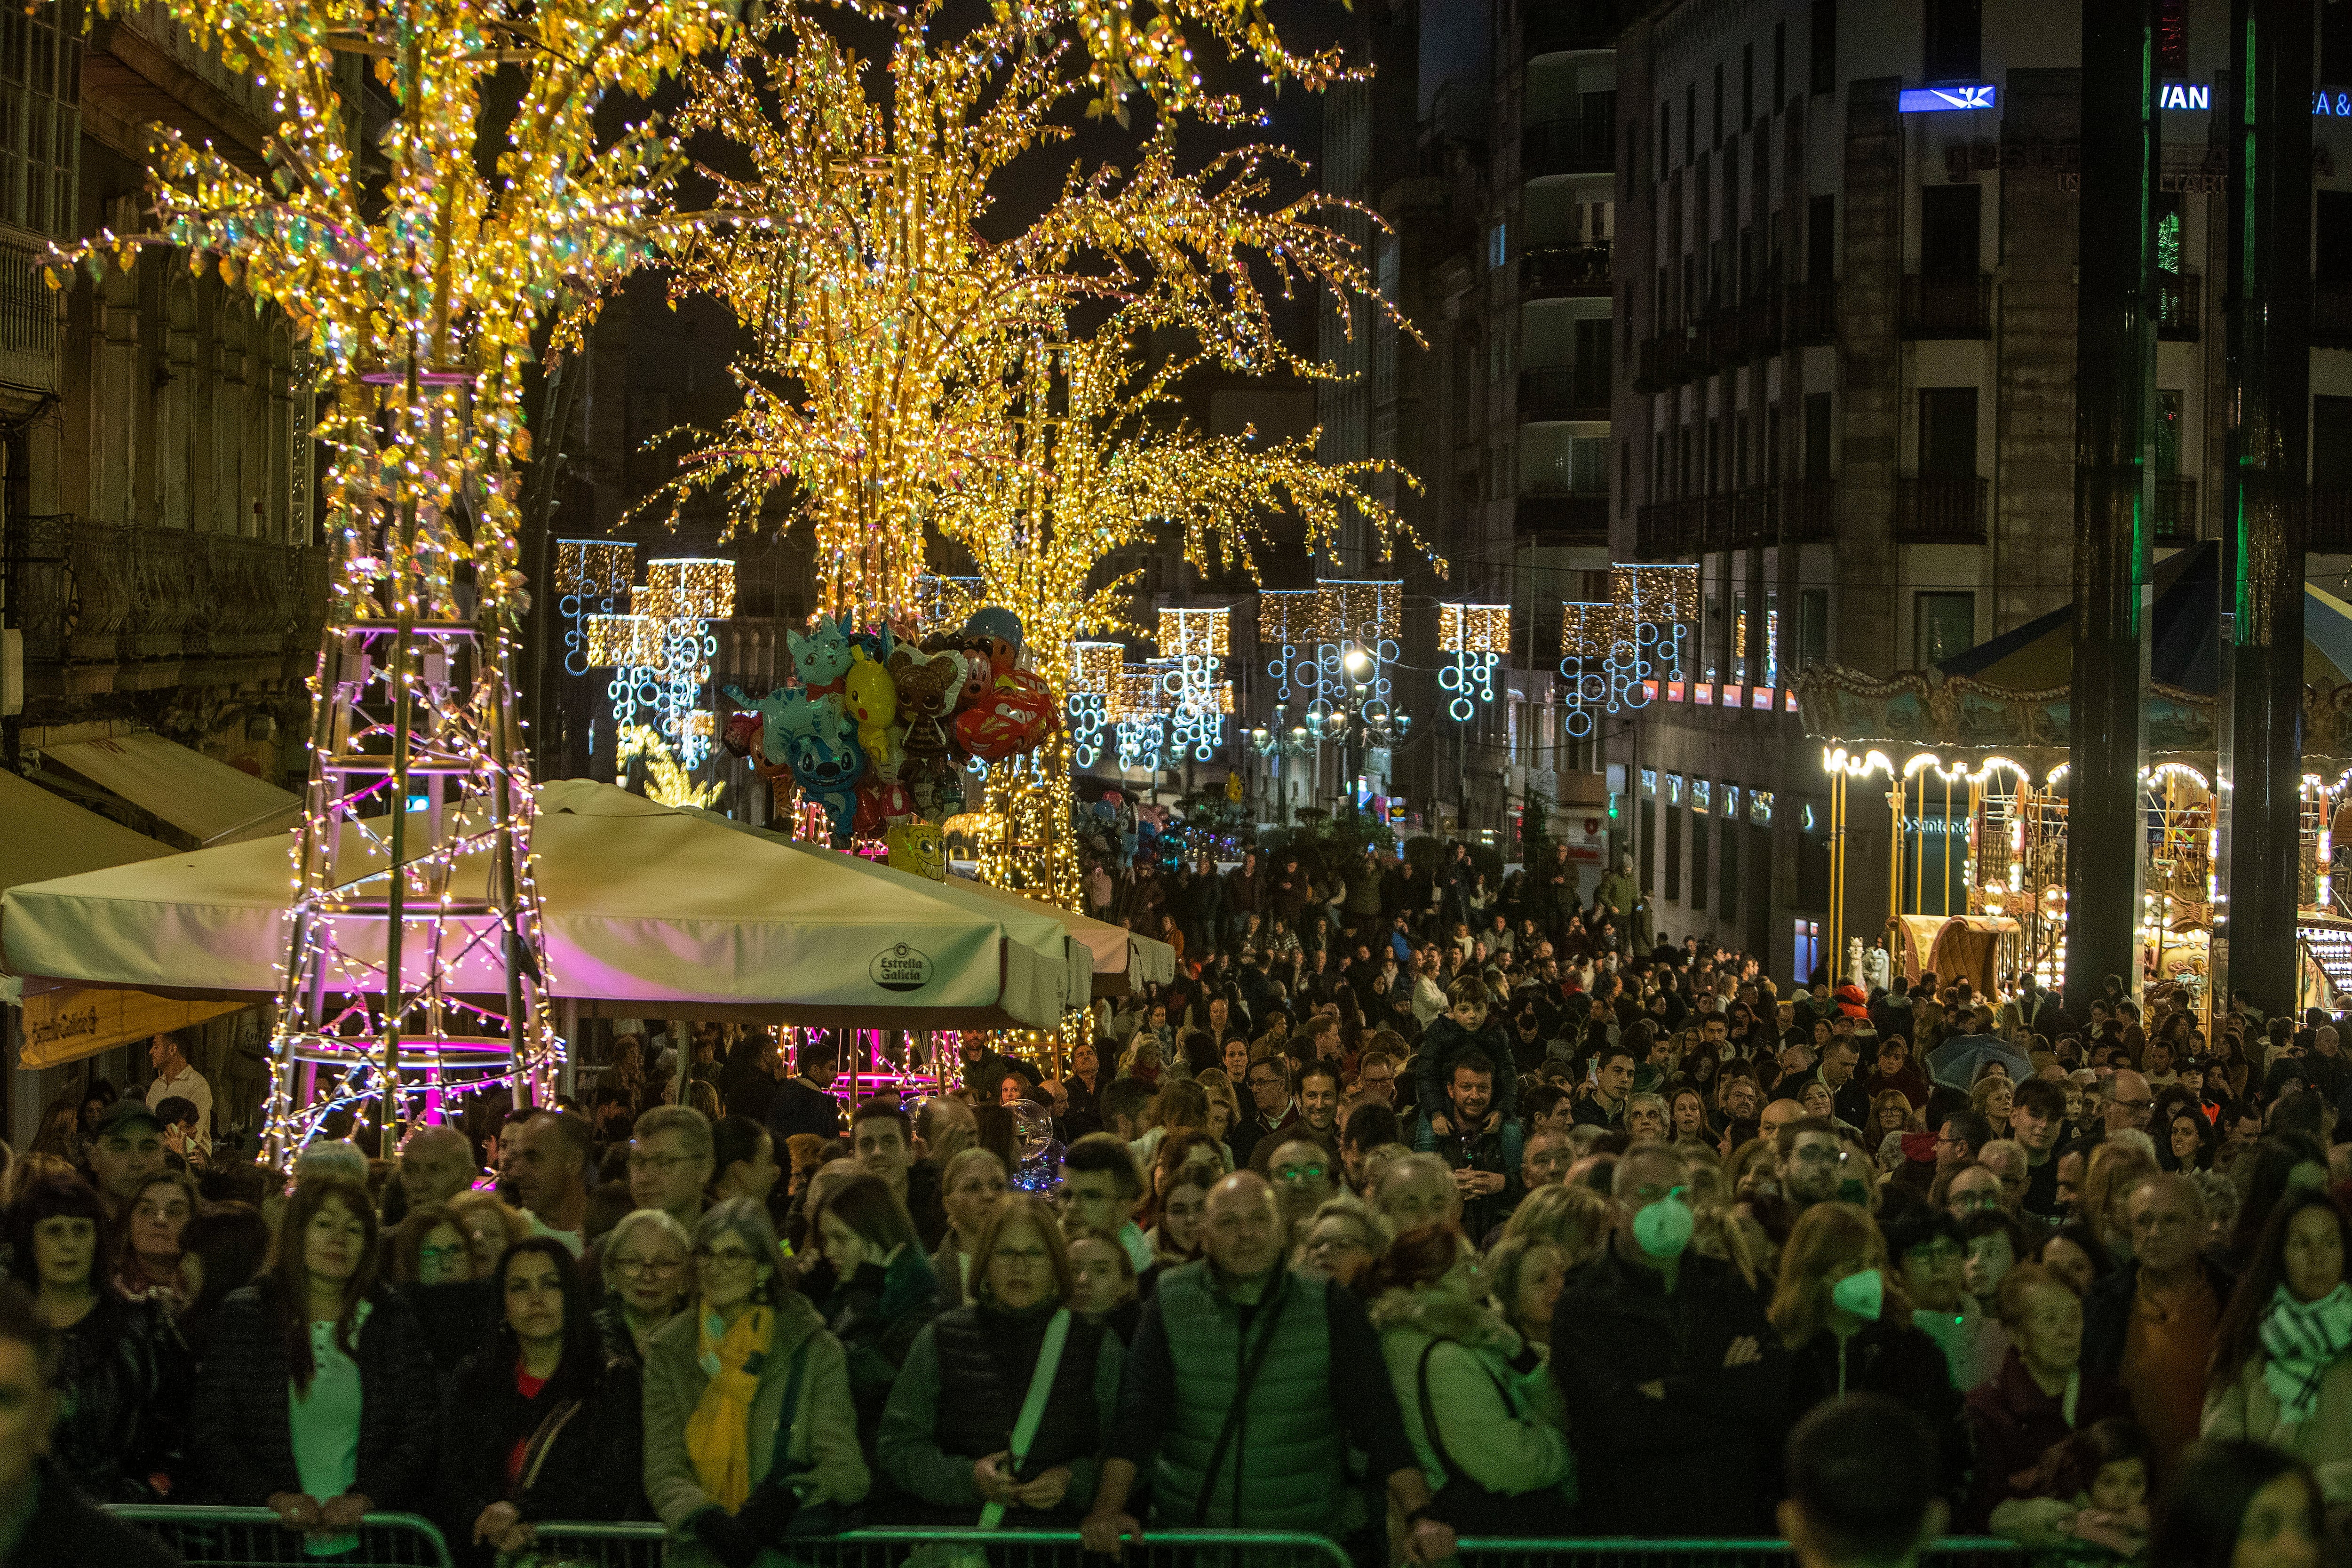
left=2315, top=398, right=2352, bottom=494
left=1923, top=0, right=1983, bottom=83
left=1488, top=220, right=1508, bottom=271
left=2157, top=0, right=2187, bottom=75
left=1804, top=391, right=1832, bottom=478
left=1666, top=787, right=1684, bottom=900
left=1660, top=101, right=1672, bottom=172
left=1743, top=45, right=1755, bottom=127
left=2156, top=389, right=2183, bottom=478
left=1807, top=194, right=1836, bottom=285
left=1685, top=84, right=1696, bottom=166
left=1774, top=23, right=1787, bottom=108
left=1921, top=184, right=1981, bottom=279
left=1798, top=587, right=1830, bottom=667
left=1916, top=591, right=1976, bottom=666
left=1919, top=387, right=1979, bottom=479
left=0, top=0, right=79, bottom=239
left=1713, top=63, right=1724, bottom=148
left=1719, top=790, right=1740, bottom=917
left=1809, top=0, right=1836, bottom=96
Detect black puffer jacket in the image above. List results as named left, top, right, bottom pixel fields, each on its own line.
left=52, top=1291, right=190, bottom=1501
left=1784, top=1316, right=1970, bottom=1504
left=191, top=1282, right=438, bottom=1510
left=435, top=1345, right=644, bottom=1567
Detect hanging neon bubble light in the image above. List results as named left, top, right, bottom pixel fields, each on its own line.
left=1438, top=602, right=1509, bottom=722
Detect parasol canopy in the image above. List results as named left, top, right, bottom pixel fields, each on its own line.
left=2, top=780, right=1091, bottom=1029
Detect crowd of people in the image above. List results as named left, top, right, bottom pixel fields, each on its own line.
left=2, top=836, right=2352, bottom=1568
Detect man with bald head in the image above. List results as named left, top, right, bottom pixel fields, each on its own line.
left=1550, top=1144, right=1787, bottom=1536
left=1084, top=1172, right=1457, bottom=1563
left=397, top=1124, right=478, bottom=1211
left=2081, top=1171, right=2235, bottom=1482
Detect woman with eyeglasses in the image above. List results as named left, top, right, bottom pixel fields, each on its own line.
left=1364, top=1221, right=1574, bottom=1535
left=643, top=1199, right=866, bottom=1568
left=386, top=1202, right=496, bottom=1384
left=1293, top=1192, right=1393, bottom=1291
left=592, top=1208, right=693, bottom=1366
left=437, top=1237, right=644, bottom=1566
left=192, top=1175, right=438, bottom=1539
left=878, top=1194, right=1124, bottom=1527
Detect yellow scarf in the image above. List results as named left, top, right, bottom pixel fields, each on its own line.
left=684, top=1301, right=774, bottom=1512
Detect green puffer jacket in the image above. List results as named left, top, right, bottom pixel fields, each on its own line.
left=1151, top=1262, right=1347, bottom=1531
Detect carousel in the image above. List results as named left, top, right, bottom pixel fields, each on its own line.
left=1794, top=542, right=2352, bottom=1013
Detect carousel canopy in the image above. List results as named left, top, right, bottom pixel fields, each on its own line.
left=1794, top=542, right=2352, bottom=757
left=1938, top=541, right=2352, bottom=690
left=1, top=780, right=1091, bottom=1029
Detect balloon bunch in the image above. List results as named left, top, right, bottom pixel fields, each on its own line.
left=725, top=608, right=1061, bottom=858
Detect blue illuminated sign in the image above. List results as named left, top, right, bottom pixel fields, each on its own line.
left=1898, top=84, right=1995, bottom=112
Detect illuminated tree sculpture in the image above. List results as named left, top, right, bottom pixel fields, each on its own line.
left=645, top=1, right=1398, bottom=622
left=45, top=0, right=736, bottom=1160
left=932, top=327, right=1427, bottom=903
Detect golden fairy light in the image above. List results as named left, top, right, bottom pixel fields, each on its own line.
left=38, top=0, right=735, bottom=1160
left=641, top=2, right=1407, bottom=623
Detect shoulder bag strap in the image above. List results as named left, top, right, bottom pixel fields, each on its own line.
left=755, top=1338, right=816, bottom=1492
left=1190, top=1274, right=1292, bottom=1526
left=977, top=1308, right=1073, bottom=1529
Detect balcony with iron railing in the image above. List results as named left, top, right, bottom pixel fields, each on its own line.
left=1522, top=243, right=1613, bottom=300
left=2156, top=271, right=2201, bottom=342
left=13, top=515, right=330, bottom=678
left=1731, top=485, right=1779, bottom=548
left=1518, top=365, right=1612, bottom=422
left=0, top=234, right=57, bottom=394
left=1700, top=493, right=1737, bottom=552
left=1782, top=479, right=1837, bottom=542
left=1900, top=274, right=1994, bottom=340
left=1522, top=115, right=1616, bottom=178
left=1635, top=501, right=1691, bottom=560
left=1786, top=281, right=1838, bottom=346
left=2153, top=475, right=2198, bottom=543
left=1515, top=486, right=1610, bottom=544
left=1635, top=333, right=1688, bottom=391
left=1895, top=476, right=1989, bottom=544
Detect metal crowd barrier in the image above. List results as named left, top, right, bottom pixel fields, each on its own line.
left=1452, top=1541, right=2027, bottom=1568
left=523, top=1524, right=1359, bottom=1568
left=104, top=1504, right=456, bottom=1567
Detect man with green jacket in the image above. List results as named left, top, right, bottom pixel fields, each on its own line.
left=1081, top=1172, right=1456, bottom=1565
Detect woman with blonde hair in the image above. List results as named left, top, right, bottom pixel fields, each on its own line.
left=1482, top=1233, right=1568, bottom=1361
left=931, top=1148, right=1008, bottom=1308
left=1769, top=1202, right=1965, bottom=1493
left=1971, top=1075, right=2015, bottom=1140
left=445, top=1189, right=532, bottom=1279
left=1499, top=1181, right=1613, bottom=1269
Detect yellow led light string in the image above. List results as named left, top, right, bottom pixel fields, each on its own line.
left=641, top=1, right=1409, bottom=623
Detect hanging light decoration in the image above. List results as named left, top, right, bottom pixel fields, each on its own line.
left=1438, top=602, right=1510, bottom=722
left=1157, top=605, right=1233, bottom=760
left=1069, top=641, right=1125, bottom=769
left=554, top=540, right=636, bottom=677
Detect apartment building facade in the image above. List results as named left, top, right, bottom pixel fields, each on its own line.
left=1613, top=0, right=2352, bottom=978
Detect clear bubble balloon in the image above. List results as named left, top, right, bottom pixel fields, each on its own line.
left=1010, top=1098, right=1052, bottom=1162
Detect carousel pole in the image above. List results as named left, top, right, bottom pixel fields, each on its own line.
left=2215, top=0, right=2314, bottom=1017
left=2066, top=0, right=2159, bottom=1016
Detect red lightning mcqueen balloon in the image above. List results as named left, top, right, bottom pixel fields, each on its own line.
left=953, top=671, right=1062, bottom=761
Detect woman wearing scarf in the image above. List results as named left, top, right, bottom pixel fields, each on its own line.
left=2203, top=1190, right=2352, bottom=1501
left=644, top=1199, right=868, bottom=1568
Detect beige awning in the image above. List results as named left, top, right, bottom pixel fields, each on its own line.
left=3, top=779, right=1093, bottom=1029
left=41, top=732, right=300, bottom=845
left=0, top=770, right=177, bottom=896
left=936, top=874, right=1178, bottom=996
left=0, top=770, right=249, bottom=1069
